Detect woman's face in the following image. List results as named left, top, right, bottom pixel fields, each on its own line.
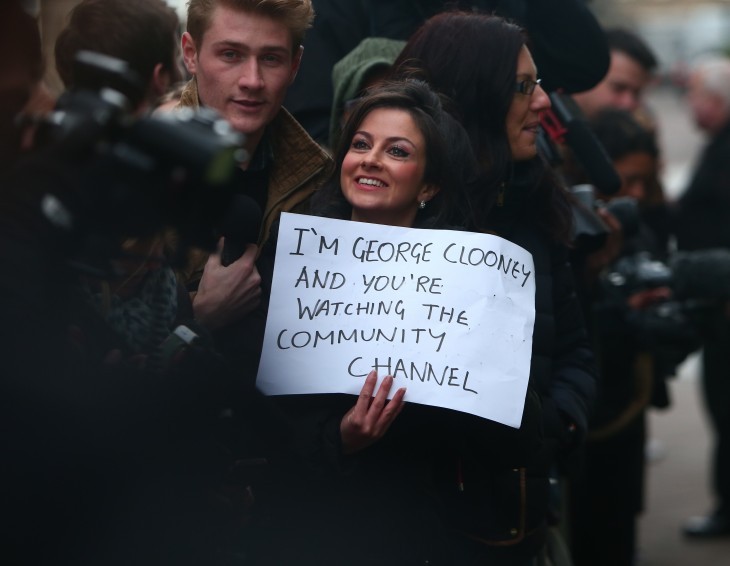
left=506, top=46, right=551, bottom=162
left=341, top=107, right=438, bottom=227
left=612, top=151, right=657, bottom=202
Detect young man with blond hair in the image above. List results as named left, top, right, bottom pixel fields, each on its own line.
left=177, top=0, right=332, bottom=330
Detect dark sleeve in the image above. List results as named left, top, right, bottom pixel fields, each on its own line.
left=366, top=0, right=610, bottom=94
left=283, top=0, right=370, bottom=144
left=544, top=244, right=597, bottom=451
left=366, top=0, right=441, bottom=38
left=251, top=221, right=358, bottom=476
left=210, top=218, right=282, bottom=392
left=522, top=0, right=610, bottom=93
left=675, top=137, right=730, bottom=250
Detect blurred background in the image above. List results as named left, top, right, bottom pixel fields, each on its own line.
left=27, top=0, right=730, bottom=97
left=20, top=0, right=730, bottom=563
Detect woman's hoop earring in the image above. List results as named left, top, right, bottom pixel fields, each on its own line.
left=419, top=200, right=427, bottom=210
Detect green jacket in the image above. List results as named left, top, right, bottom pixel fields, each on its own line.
left=329, top=37, right=405, bottom=148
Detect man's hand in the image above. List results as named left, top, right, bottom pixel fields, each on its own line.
left=193, top=239, right=262, bottom=330
left=585, top=207, right=623, bottom=281
left=340, top=371, right=406, bottom=455
left=627, top=286, right=672, bottom=310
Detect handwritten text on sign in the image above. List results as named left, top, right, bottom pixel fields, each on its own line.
left=256, top=213, right=536, bottom=428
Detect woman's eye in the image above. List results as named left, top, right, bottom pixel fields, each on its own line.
left=388, top=145, right=410, bottom=158
left=351, top=139, right=369, bottom=150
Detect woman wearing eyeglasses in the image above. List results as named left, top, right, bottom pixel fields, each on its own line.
left=391, top=12, right=597, bottom=566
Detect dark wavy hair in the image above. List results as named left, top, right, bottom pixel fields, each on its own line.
left=390, top=11, right=573, bottom=244
left=311, top=78, right=475, bottom=228
left=55, top=0, right=181, bottom=90
left=589, top=109, right=659, bottom=162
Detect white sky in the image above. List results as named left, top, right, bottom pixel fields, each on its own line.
left=166, top=0, right=187, bottom=21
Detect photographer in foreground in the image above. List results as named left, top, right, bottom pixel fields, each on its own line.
left=51, top=0, right=185, bottom=362
left=1, top=2, right=276, bottom=563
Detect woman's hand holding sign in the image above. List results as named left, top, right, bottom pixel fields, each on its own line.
left=340, top=371, right=406, bottom=455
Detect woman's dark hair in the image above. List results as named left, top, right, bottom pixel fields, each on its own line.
left=311, top=78, right=474, bottom=228
left=589, top=108, right=659, bottom=162
left=605, top=28, right=658, bottom=73
left=390, top=11, right=573, bottom=244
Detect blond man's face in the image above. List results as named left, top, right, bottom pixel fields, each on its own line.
left=182, top=5, right=302, bottom=151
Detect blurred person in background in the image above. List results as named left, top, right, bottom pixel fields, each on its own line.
left=565, top=27, right=661, bottom=279
left=572, top=28, right=658, bottom=120
left=568, top=108, right=697, bottom=565
left=52, top=0, right=186, bottom=360
left=674, top=54, right=730, bottom=539
left=55, top=0, right=183, bottom=112
left=0, top=1, right=44, bottom=178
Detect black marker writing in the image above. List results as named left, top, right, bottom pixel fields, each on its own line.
left=352, top=238, right=433, bottom=264
left=296, top=298, right=405, bottom=320
left=422, top=303, right=468, bottom=325
left=443, top=243, right=532, bottom=287
left=289, top=226, right=339, bottom=256
left=362, top=274, right=406, bottom=293
left=294, top=266, right=346, bottom=289
left=347, top=356, right=478, bottom=394
left=276, top=326, right=446, bottom=351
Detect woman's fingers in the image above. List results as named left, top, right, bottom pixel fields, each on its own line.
left=340, top=373, right=407, bottom=454
left=369, top=374, right=394, bottom=414
left=354, top=370, right=378, bottom=412
left=380, top=387, right=407, bottom=424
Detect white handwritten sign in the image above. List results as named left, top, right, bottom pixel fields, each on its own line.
left=256, top=212, right=536, bottom=428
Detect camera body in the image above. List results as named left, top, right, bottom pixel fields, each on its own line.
left=596, top=250, right=704, bottom=369
left=569, top=183, right=641, bottom=253
left=31, top=51, right=246, bottom=270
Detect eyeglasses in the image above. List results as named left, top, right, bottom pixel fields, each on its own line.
left=515, top=78, right=542, bottom=95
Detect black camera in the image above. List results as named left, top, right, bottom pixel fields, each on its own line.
left=539, top=91, right=621, bottom=196
left=594, top=242, right=730, bottom=379
left=604, top=251, right=672, bottom=293
left=29, top=50, right=246, bottom=270
left=537, top=91, right=624, bottom=253
left=569, top=183, right=641, bottom=253
left=592, top=252, right=704, bottom=376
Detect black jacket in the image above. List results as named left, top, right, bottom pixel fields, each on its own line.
left=674, top=121, right=730, bottom=251
left=427, top=185, right=596, bottom=562
left=248, top=209, right=595, bottom=565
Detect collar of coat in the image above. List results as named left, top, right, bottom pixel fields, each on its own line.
left=174, top=77, right=333, bottom=244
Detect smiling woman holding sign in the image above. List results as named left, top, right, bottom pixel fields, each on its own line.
left=308, top=80, right=474, bottom=453
left=253, top=80, right=480, bottom=564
